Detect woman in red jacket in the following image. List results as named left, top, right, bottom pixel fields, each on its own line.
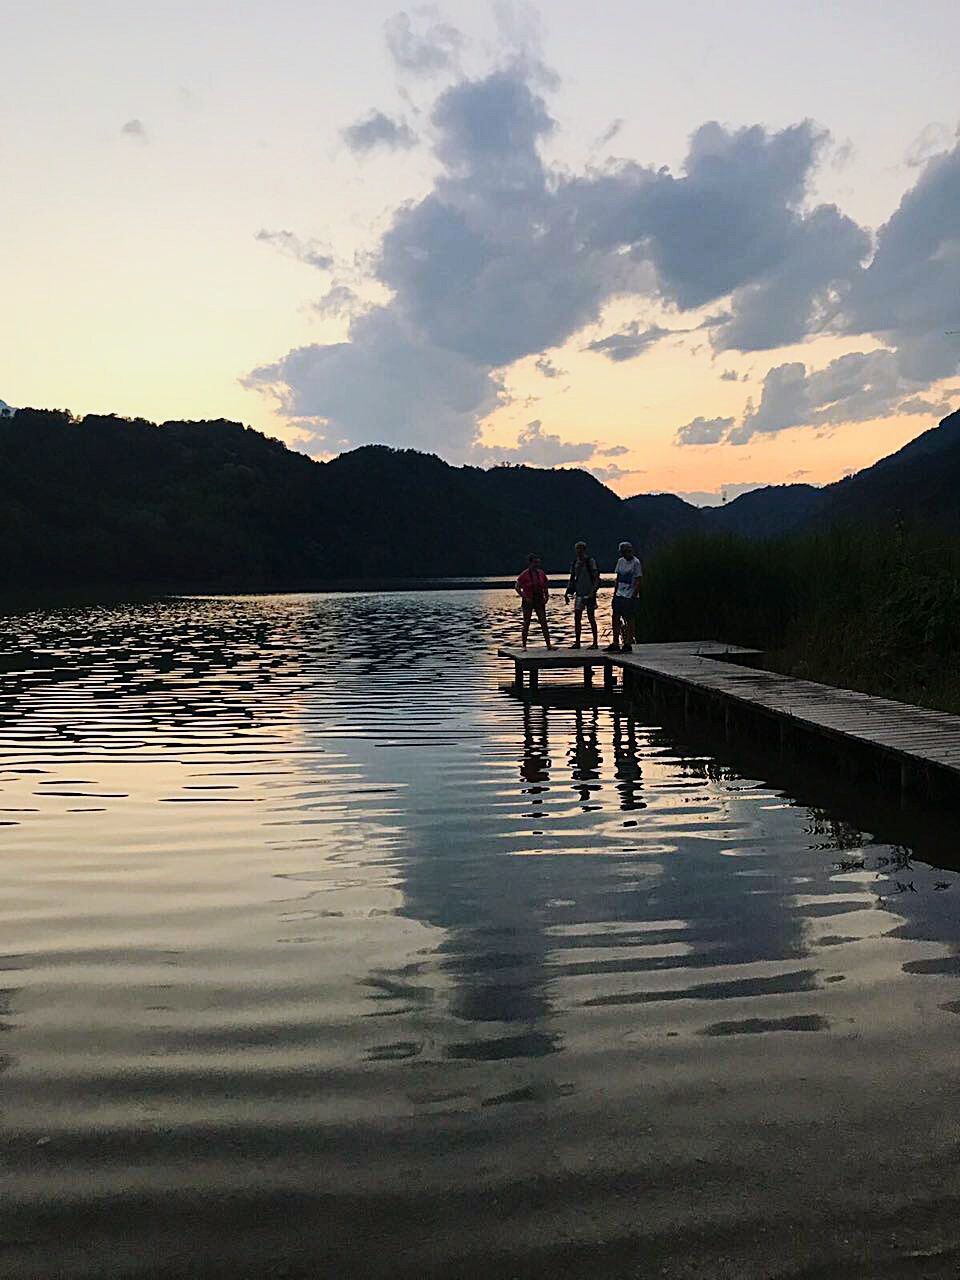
left=515, top=553, right=554, bottom=650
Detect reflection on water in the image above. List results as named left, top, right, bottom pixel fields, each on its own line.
left=2, top=591, right=960, bottom=1278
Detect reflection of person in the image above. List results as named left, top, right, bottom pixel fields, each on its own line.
left=564, top=541, right=600, bottom=649
left=521, top=702, right=551, bottom=805
left=606, top=541, right=642, bottom=654
left=612, top=709, right=643, bottom=811
left=515, top=553, right=553, bottom=650
left=569, top=706, right=602, bottom=808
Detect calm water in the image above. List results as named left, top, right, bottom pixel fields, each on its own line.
left=2, top=591, right=960, bottom=1279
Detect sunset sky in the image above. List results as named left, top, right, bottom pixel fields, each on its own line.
left=3, top=0, right=959, bottom=502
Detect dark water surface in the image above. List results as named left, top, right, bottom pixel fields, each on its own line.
left=3, top=592, right=960, bottom=1278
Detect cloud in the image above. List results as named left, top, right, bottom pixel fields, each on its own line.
left=905, top=122, right=954, bottom=168
left=596, top=118, right=623, bottom=148
left=246, top=309, right=503, bottom=455
left=476, top=418, right=596, bottom=466
left=589, top=462, right=643, bottom=484
left=342, top=110, right=417, bottom=154
left=897, top=395, right=953, bottom=417
left=720, top=368, right=743, bottom=381
left=709, top=202, right=870, bottom=352
left=728, top=350, right=918, bottom=444
left=250, top=79, right=853, bottom=456
left=534, top=354, right=564, bottom=378
left=255, top=228, right=333, bottom=270
left=696, top=139, right=960, bottom=443
left=675, top=415, right=735, bottom=446
left=251, top=45, right=960, bottom=461
left=385, top=9, right=463, bottom=75
left=313, top=285, right=363, bottom=319
left=585, top=322, right=672, bottom=362
left=597, top=444, right=629, bottom=457
left=120, top=118, right=147, bottom=142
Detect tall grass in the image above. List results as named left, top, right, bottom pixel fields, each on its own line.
left=638, top=526, right=960, bottom=713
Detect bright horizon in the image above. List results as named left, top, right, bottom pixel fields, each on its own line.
left=2, top=0, right=959, bottom=504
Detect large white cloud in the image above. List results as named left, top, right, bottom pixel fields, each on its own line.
left=247, top=33, right=960, bottom=461
left=723, top=144, right=960, bottom=443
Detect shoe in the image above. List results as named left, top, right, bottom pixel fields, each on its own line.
left=621, top=644, right=633, bottom=653
left=604, top=644, right=621, bottom=653
left=570, top=642, right=581, bottom=649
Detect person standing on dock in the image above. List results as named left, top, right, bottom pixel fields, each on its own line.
left=515, top=553, right=553, bottom=650
left=565, top=541, right=600, bottom=648
left=606, top=541, right=642, bottom=654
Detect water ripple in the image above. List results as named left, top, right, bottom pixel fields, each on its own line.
left=2, top=590, right=960, bottom=1278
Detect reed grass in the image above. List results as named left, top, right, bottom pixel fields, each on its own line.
left=637, top=526, right=960, bottom=714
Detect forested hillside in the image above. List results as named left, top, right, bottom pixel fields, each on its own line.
left=2, top=404, right=957, bottom=589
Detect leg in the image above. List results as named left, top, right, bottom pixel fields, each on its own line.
left=610, top=603, right=621, bottom=649
left=536, top=603, right=552, bottom=649
left=521, top=601, right=532, bottom=648
left=622, top=600, right=635, bottom=651
left=573, top=602, right=583, bottom=646
left=586, top=598, right=598, bottom=647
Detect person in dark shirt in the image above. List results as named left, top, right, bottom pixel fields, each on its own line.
left=515, top=553, right=553, bottom=650
left=564, top=541, right=600, bottom=648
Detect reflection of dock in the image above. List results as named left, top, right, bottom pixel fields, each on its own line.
left=498, top=641, right=960, bottom=799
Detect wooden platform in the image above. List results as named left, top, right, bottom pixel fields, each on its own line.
left=498, top=641, right=960, bottom=794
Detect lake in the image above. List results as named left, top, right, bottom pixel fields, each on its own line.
left=2, top=590, right=960, bottom=1279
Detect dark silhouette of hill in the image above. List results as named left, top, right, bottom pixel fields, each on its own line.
left=819, top=408, right=960, bottom=531
left=0, top=409, right=641, bottom=587
left=706, top=483, right=826, bottom=538
left=1, top=403, right=956, bottom=589
left=625, top=407, right=959, bottom=545
left=622, top=492, right=705, bottom=550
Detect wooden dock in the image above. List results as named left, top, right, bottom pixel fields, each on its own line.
left=498, top=641, right=960, bottom=798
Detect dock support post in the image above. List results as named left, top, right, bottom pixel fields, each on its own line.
left=583, top=665, right=594, bottom=689
left=530, top=667, right=539, bottom=693
left=514, top=661, right=523, bottom=691
left=603, top=664, right=614, bottom=693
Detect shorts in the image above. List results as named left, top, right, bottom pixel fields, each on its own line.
left=573, top=594, right=596, bottom=615
left=522, top=598, right=547, bottom=620
left=612, top=594, right=637, bottom=619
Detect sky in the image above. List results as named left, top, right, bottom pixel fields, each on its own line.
left=2, top=1, right=959, bottom=504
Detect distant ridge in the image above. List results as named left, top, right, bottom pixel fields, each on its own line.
left=0, top=404, right=956, bottom=589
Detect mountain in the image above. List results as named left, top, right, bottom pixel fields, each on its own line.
left=1, top=403, right=958, bottom=591
left=705, top=483, right=826, bottom=538
left=622, top=492, right=705, bottom=550
left=625, top=483, right=827, bottom=544
left=820, top=408, right=960, bottom=531
left=625, top=407, right=960, bottom=546
left=0, top=409, right=642, bottom=587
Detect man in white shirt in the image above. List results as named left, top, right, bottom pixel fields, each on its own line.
left=606, top=540, right=642, bottom=654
